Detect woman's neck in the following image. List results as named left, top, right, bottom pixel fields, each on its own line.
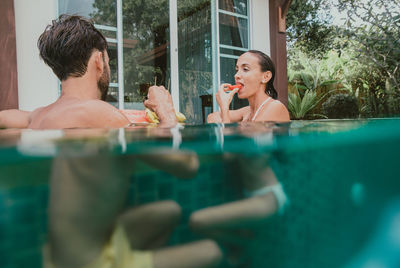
left=248, top=90, right=270, bottom=114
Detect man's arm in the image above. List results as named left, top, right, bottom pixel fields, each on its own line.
left=135, top=150, right=200, bottom=179
left=144, top=86, right=178, bottom=127
left=0, top=109, right=31, bottom=128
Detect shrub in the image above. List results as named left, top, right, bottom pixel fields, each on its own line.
left=322, top=94, right=359, bottom=119
left=289, top=88, right=326, bottom=119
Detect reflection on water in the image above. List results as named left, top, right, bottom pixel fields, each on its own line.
left=1, top=119, right=400, bottom=267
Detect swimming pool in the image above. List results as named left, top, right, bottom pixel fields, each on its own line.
left=1, top=119, right=399, bottom=267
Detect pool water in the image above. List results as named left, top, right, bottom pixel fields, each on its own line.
left=0, top=119, right=400, bottom=268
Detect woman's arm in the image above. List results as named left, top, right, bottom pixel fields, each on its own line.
left=207, top=107, right=249, bottom=123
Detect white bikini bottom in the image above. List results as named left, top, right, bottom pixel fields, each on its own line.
left=245, top=183, right=288, bottom=215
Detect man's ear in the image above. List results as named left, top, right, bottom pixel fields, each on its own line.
left=262, top=71, right=272, bottom=84
left=94, top=51, right=104, bottom=74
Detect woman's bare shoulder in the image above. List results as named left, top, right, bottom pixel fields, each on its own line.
left=269, top=99, right=287, bottom=110
left=259, top=100, right=290, bottom=122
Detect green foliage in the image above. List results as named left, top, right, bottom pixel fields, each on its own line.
left=322, top=94, right=359, bottom=119
left=288, top=47, right=357, bottom=94
left=334, top=0, right=400, bottom=117
left=344, top=2, right=398, bottom=82
left=288, top=88, right=326, bottom=120
left=353, top=70, right=400, bottom=118
left=286, top=0, right=336, bottom=57
left=288, top=0, right=400, bottom=118
left=287, top=46, right=364, bottom=119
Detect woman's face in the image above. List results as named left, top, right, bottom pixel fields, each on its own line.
left=234, top=52, right=270, bottom=99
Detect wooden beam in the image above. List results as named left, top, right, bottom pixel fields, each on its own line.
left=279, top=0, right=291, bottom=12
left=0, top=0, right=19, bottom=110
left=278, top=0, right=291, bottom=33
left=269, top=0, right=291, bottom=107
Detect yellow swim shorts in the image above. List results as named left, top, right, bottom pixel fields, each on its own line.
left=43, top=224, right=153, bottom=268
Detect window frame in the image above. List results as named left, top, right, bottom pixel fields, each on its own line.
left=212, top=0, right=250, bottom=111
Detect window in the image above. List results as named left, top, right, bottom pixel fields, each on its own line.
left=178, top=0, right=212, bottom=123
left=59, top=0, right=249, bottom=123
left=217, top=0, right=250, bottom=110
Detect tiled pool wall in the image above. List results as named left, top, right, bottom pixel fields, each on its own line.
left=1, top=133, right=399, bottom=268
left=0, top=159, right=241, bottom=268
left=0, top=184, right=48, bottom=268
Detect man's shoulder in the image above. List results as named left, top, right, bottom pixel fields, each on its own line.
left=29, top=99, right=130, bottom=129
left=81, top=99, right=117, bottom=111
left=77, top=100, right=130, bottom=128
left=30, top=106, right=47, bottom=117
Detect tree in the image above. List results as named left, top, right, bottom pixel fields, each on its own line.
left=337, top=0, right=399, bottom=88
left=287, top=0, right=400, bottom=117
left=286, top=0, right=336, bottom=57
left=335, top=0, right=400, bottom=116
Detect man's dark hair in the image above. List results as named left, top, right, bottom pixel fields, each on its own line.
left=38, top=14, right=108, bottom=81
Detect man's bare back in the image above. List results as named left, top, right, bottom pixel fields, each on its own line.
left=28, top=96, right=130, bottom=129
left=0, top=85, right=177, bottom=129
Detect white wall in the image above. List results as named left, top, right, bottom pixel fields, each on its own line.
left=14, top=0, right=59, bottom=111
left=250, top=0, right=271, bottom=56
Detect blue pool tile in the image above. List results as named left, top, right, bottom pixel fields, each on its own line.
left=158, top=182, right=174, bottom=199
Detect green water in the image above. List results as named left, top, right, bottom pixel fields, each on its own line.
left=1, top=119, right=400, bottom=267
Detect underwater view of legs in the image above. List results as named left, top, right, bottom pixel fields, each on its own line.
left=190, top=154, right=287, bottom=230
left=46, top=152, right=221, bottom=268
left=189, top=154, right=287, bottom=265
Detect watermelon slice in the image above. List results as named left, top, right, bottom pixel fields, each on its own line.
left=226, top=84, right=242, bottom=91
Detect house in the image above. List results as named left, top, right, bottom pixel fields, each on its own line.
left=0, top=0, right=290, bottom=124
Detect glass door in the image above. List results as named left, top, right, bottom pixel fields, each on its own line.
left=177, top=0, right=213, bottom=124
left=119, top=0, right=171, bottom=109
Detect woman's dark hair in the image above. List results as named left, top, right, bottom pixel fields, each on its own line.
left=38, top=14, right=108, bottom=81
left=247, top=50, right=278, bottom=99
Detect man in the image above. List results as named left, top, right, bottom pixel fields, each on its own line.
left=2, top=15, right=221, bottom=268
left=0, top=15, right=177, bottom=129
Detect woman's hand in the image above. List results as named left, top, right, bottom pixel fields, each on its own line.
left=216, top=84, right=240, bottom=123
left=216, top=84, right=239, bottom=111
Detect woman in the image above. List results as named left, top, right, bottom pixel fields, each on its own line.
left=207, top=50, right=290, bottom=123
